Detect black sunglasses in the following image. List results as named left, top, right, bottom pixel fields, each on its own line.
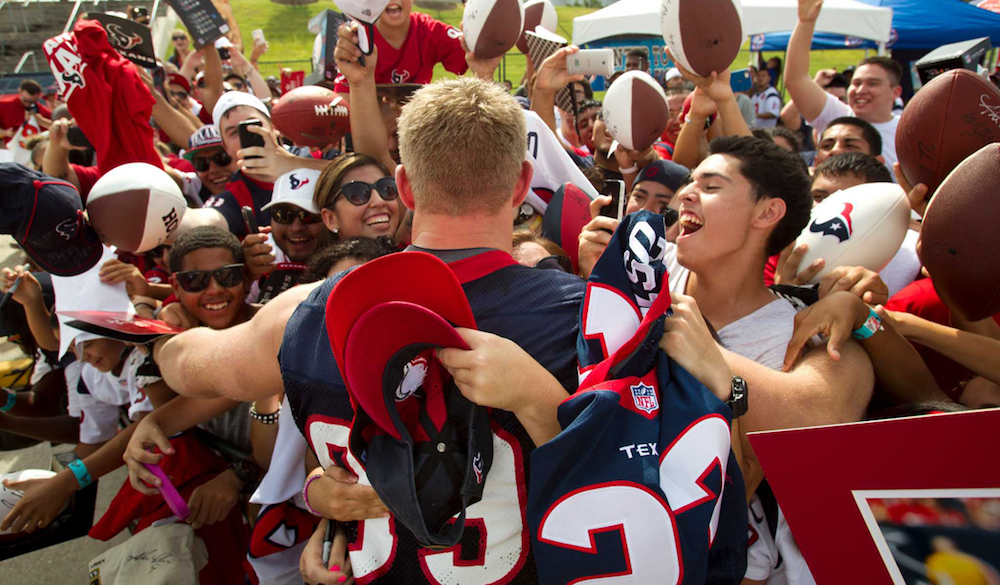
left=192, top=151, right=232, bottom=172
left=271, top=206, right=322, bottom=225
left=172, top=35, right=187, bottom=41
left=174, top=264, right=244, bottom=292
left=334, top=177, right=398, bottom=206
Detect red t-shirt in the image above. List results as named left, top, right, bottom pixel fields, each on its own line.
left=886, top=278, right=1000, bottom=396
left=333, top=12, right=467, bottom=92
left=0, top=94, right=51, bottom=144
left=72, top=163, right=101, bottom=203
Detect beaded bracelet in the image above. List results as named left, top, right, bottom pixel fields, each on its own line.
left=249, top=401, right=281, bottom=425
left=302, top=473, right=324, bottom=517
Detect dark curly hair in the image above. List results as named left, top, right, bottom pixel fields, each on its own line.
left=169, top=226, right=243, bottom=273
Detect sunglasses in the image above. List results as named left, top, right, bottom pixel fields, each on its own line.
left=174, top=264, right=244, bottom=292
left=334, top=177, right=398, bottom=206
left=172, top=36, right=187, bottom=41
left=192, top=151, right=232, bottom=172
left=271, top=206, right=322, bottom=225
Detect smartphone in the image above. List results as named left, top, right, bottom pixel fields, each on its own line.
left=218, top=46, right=230, bottom=60
left=598, top=179, right=626, bottom=221
left=238, top=119, right=265, bottom=159
left=252, top=29, right=266, bottom=45
left=730, top=68, right=752, bottom=93
left=241, top=206, right=258, bottom=234
left=566, top=49, right=615, bottom=77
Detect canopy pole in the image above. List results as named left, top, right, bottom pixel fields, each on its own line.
left=877, top=42, right=887, bottom=57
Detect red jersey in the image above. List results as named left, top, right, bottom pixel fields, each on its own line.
left=333, top=12, right=467, bottom=92
left=71, top=163, right=101, bottom=203
left=886, top=278, right=1000, bottom=397
left=0, top=94, right=51, bottom=144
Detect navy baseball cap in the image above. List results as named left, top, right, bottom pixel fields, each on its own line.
left=0, top=163, right=102, bottom=276
left=326, top=252, right=493, bottom=548
left=636, top=160, right=690, bottom=193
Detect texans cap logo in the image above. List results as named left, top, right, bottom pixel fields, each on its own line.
left=809, top=202, right=854, bottom=242
left=289, top=174, right=310, bottom=190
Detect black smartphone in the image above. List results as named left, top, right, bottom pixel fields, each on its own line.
left=218, top=46, right=230, bottom=60
left=238, top=119, right=265, bottom=159
left=241, top=206, right=258, bottom=234
left=152, top=66, right=170, bottom=104
left=66, top=126, right=92, bottom=148
left=598, top=180, right=626, bottom=221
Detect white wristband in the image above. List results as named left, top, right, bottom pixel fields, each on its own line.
left=619, top=164, right=639, bottom=174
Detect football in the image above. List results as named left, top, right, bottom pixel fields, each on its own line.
left=919, top=143, right=1000, bottom=321
left=0, top=469, right=58, bottom=536
left=271, top=86, right=351, bottom=148
left=896, top=69, right=1000, bottom=197
left=517, top=0, right=557, bottom=54
left=86, top=162, right=186, bottom=254
left=795, top=182, right=910, bottom=284
left=601, top=71, right=670, bottom=151
left=660, top=0, right=744, bottom=77
left=462, top=0, right=524, bottom=60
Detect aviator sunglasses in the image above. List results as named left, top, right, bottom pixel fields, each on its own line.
left=270, top=206, right=322, bottom=225
left=174, top=264, right=245, bottom=292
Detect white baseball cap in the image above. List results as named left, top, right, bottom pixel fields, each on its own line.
left=666, top=68, right=682, bottom=81
left=262, top=168, right=322, bottom=214
left=212, top=91, right=270, bottom=128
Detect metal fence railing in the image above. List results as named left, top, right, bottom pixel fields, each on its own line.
left=495, top=52, right=529, bottom=89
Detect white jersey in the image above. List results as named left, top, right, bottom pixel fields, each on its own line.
left=524, top=109, right=598, bottom=213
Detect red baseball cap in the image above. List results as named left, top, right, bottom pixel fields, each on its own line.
left=326, top=251, right=476, bottom=373
left=541, top=182, right=592, bottom=273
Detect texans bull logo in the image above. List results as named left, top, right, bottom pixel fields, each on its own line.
left=289, top=174, right=310, bottom=190
left=105, top=23, right=143, bottom=50
left=808, top=202, right=854, bottom=242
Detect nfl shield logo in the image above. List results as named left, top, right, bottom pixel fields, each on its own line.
left=630, top=382, right=658, bottom=414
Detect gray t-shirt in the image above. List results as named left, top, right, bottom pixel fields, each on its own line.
left=665, top=244, right=797, bottom=371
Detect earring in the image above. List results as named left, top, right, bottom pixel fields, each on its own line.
left=332, top=228, right=339, bottom=234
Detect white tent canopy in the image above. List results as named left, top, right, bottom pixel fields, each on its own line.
left=572, top=0, right=894, bottom=48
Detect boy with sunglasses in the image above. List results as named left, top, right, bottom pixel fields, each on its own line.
left=167, top=226, right=254, bottom=330
left=183, top=125, right=238, bottom=200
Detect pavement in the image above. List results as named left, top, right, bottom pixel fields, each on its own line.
left=0, top=235, right=129, bottom=583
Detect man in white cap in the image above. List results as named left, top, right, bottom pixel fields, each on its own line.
left=185, top=92, right=330, bottom=238
left=242, top=168, right=332, bottom=302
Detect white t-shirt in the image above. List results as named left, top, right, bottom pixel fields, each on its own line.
left=752, top=87, right=782, bottom=129
left=809, top=92, right=899, bottom=175
left=879, top=229, right=921, bottom=299
left=72, top=361, right=132, bottom=444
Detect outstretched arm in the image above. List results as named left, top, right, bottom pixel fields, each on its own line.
left=784, top=0, right=832, bottom=121
left=335, top=22, right=396, bottom=170
left=153, top=281, right=321, bottom=401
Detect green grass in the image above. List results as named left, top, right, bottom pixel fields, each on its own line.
left=230, top=0, right=866, bottom=88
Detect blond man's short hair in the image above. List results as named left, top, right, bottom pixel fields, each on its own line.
left=397, top=78, right=526, bottom=216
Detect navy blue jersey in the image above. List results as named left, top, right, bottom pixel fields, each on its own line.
left=281, top=249, right=584, bottom=584
left=529, top=211, right=747, bottom=584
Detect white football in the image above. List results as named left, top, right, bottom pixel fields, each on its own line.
left=86, top=162, right=187, bottom=254
left=0, top=469, right=57, bottom=535
left=796, top=183, right=911, bottom=284
left=660, top=0, right=745, bottom=77
left=463, top=0, right=525, bottom=60
left=517, top=0, right=557, bottom=53
left=601, top=71, right=670, bottom=151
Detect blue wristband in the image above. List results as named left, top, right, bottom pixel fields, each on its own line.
left=67, top=458, right=93, bottom=490
left=1, top=390, right=16, bottom=413
left=852, top=307, right=883, bottom=340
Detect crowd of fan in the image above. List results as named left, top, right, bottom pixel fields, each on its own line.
left=0, top=0, right=998, bottom=583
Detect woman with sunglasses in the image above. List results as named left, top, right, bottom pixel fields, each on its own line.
left=313, top=153, right=402, bottom=241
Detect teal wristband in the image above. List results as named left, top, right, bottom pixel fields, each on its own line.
left=1, top=390, right=16, bottom=413
left=67, top=458, right=93, bottom=489
left=851, top=307, right=883, bottom=340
